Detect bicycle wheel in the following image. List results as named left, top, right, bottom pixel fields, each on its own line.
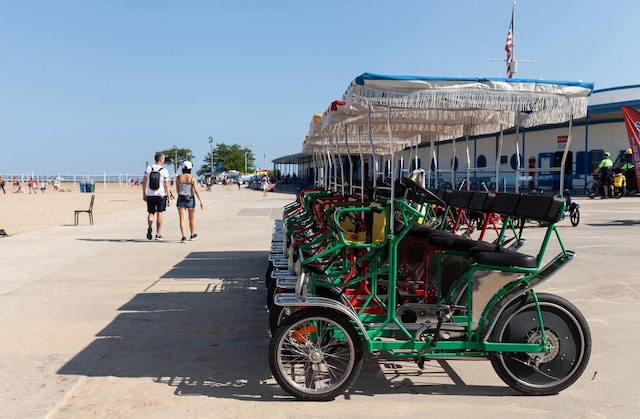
left=489, top=293, right=591, bottom=395
left=570, top=208, right=580, bottom=226
left=584, top=181, right=597, bottom=199
left=268, top=308, right=364, bottom=401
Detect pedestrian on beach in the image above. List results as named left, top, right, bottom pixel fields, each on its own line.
left=40, top=181, right=47, bottom=193
left=262, top=175, right=269, bottom=197
left=0, top=176, right=5, bottom=194
left=28, top=177, right=37, bottom=194
left=175, top=161, right=204, bottom=243
left=142, top=152, right=171, bottom=240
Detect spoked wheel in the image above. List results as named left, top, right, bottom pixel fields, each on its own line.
left=584, top=181, right=598, bottom=199
left=570, top=207, right=580, bottom=226
left=489, top=293, right=591, bottom=395
left=615, top=184, right=626, bottom=199
left=268, top=308, right=363, bottom=401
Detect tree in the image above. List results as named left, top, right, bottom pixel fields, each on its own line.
left=197, top=143, right=254, bottom=176
left=160, top=147, right=195, bottom=175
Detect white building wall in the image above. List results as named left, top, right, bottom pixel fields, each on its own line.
left=400, top=120, right=630, bottom=191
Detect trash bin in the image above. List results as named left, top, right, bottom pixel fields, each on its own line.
left=86, top=183, right=95, bottom=193
left=79, top=182, right=86, bottom=193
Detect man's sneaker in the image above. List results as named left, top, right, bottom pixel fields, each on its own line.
left=190, top=234, right=198, bottom=241
left=147, top=227, right=153, bottom=240
left=181, top=237, right=187, bottom=243
left=155, top=235, right=163, bottom=241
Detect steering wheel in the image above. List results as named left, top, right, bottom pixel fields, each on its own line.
left=401, top=177, right=446, bottom=207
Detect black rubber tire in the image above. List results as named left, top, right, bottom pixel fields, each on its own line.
left=570, top=208, right=580, bottom=226
left=584, top=181, right=597, bottom=199
left=266, top=280, right=278, bottom=311
left=489, top=293, right=591, bottom=395
left=269, top=302, right=294, bottom=334
left=615, top=184, right=626, bottom=199
left=268, top=308, right=363, bottom=401
left=265, top=262, right=274, bottom=287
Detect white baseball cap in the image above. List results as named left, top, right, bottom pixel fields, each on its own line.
left=182, top=161, right=193, bottom=170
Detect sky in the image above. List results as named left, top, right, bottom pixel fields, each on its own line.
left=2, top=0, right=640, bottom=176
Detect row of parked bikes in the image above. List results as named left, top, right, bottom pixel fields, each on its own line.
left=264, top=179, right=591, bottom=400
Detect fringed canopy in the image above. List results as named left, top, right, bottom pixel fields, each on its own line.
left=303, top=72, right=594, bottom=157
left=345, top=73, right=593, bottom=128
left=302, top=131, right=420, bottom=155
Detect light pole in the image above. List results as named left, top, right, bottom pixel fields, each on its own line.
left=263, top=152, right=267, bottom=173
left=244, top=144, right=253, bottom=174
left=173, top=145, right=178, bottom=176
left=208, top=136, right=214, bottom=174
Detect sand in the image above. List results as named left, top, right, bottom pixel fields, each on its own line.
left=0, top=182, right=145, bottom=236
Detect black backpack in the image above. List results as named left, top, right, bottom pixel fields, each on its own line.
left=149, top=166, right=162, bottom=190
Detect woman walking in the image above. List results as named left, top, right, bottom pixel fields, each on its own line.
left=176, top=161, right=204, bottom=243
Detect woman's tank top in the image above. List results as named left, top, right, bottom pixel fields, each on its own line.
left=178, top=175, right=193, bottom=196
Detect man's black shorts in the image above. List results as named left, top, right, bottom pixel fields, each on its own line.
left=147, top=196, right=167, bottom=214
left=601, top=169, right=614, bottom=186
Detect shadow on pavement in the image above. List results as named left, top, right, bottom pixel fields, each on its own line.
left=58, top=250, right=513, bottom=400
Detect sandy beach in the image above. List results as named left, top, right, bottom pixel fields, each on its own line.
left=0, top=182, right=145, bottom=236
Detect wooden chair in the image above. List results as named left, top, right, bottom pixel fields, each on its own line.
left=75, top=194, right=95, bottom=226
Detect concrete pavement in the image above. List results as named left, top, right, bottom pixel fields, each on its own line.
left=1, top=186, right=639, bottom=418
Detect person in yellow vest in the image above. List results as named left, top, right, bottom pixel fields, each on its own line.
left=621, top=149, right=636, bottom=192
left=593, top=151, right=614, bottom=199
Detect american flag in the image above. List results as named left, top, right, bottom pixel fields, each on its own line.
left=505, top=9, right=514, bottom=78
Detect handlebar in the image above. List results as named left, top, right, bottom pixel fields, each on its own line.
left=401, top=177, right=447, bottom=207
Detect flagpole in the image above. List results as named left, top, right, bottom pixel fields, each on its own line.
left=489, top=1, right=533, bottom=78
left=511, top=2, right=515, bottom=76
left=507, top=2, right=515, bottom=78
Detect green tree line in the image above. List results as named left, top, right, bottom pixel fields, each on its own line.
left=159, top=144, right=255, bottom=177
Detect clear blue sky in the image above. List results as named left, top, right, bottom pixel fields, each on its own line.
left=2, top=0, right=639, bottom=176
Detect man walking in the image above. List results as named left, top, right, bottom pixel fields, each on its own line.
left=142, top=152, right=171, bottom=240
